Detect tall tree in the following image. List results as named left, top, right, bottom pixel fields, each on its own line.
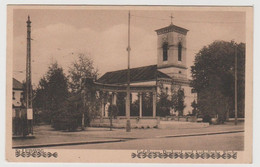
left=68, top=53, right=99, bottom=94
left=191, top=41, right=245, bottom=122
left=191, top=100, right=198, bottom=116
left=171, top=88, right=186, bottom=116
left=33, top=62, right=69, bottom=123
left=80, top=78, right=101, bottom=129
left=47, top=62, right=69, bottom=112
left=156, top=83, right=171, bottom=117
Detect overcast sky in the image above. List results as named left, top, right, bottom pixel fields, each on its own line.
left=12, top=7, right=246, bottom=86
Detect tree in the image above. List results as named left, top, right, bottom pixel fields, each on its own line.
left=142, top=92, right=153, bottom=116
left=80, top=78, right=101, bottom=129
left=46, top=62, right=69, bottom=120
left=67, top=54, right=99, bottom=129
left=129, top=93, right=140, bottom=116
left=68, top=53, right=99, bottom=94
left=51, top=99, right=81, bottom=131
left=191, top=100, right=198, bottom=116
left=156, top=83, right=171, bottom=117
left=116, top=92, right=126, bottom=116
left=171, top=88, right=186, bottom=116
left=191, top=41, right=245, bottom=123
left=33, top=62, right=69, bottom=124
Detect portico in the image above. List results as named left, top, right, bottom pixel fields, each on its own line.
left=95, top=82, right=157, bottom=119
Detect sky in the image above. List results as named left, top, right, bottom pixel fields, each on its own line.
left=12, top=7, right=246, bottom=87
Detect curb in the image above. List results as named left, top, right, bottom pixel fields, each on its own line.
left=13, top=135, right=36, bottom=139
left=156, top=130, right=244, bottom=138
left=13, top=139, right=125, bottom=149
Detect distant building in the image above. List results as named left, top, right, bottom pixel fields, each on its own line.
left=12, top=78, right=26, bottom=136
left=12, top=78, right=24, bottom=108
left=97, top=23, right=197, bottom=116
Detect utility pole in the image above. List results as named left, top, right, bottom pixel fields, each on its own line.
left=26, top=15, right=33, bottom=135
left=126, top=11, right=131, bottom=132
left=234, top=44, right=238, bottom=125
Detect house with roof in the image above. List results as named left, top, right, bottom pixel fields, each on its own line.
left=12, top=78, right=26, bottom=135
left=13, top=78, right=24, bottom=109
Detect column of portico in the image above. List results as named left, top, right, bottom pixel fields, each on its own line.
left=139, top=92, right=142, bottom=118
left=112, top=92, right=117, bottom=105
left=101, top=92, right=105, bottom=118
left=153, top=90, right=157, bottom=118
left=104, top=92, right=110, bottom=117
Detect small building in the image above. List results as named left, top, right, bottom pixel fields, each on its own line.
left=12, top=78, right=27, bottom=136
left=12, top=78, right=25, bottom=114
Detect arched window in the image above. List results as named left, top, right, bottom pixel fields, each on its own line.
left=178, top=42, right=182, bottom=61
left=162, top=42, right=168, bottom=61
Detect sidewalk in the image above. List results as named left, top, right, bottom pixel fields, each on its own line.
left=12, top=121, right=244, bottom=148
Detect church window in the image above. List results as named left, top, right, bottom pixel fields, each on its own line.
left=20, top=92, right=24, bottom=102
left=178, top=42, right=182, bottom=61
left=162, top=42, right=168, bottom=61
left=166, top=87, right=169, bottom=95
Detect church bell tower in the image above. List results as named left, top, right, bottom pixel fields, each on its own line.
left=155, top=22, right=189, bottom=81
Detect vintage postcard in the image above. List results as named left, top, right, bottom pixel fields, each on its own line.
left=6, top=5, right=253, bottom=163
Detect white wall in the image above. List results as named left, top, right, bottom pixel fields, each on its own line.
left=182, top=85, right=197, bottom=115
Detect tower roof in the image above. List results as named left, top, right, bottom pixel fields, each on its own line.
left=155, top=24, right=189, bottom=35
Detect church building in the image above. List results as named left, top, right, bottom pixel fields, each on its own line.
left=96, top=22, right=197, bottom=117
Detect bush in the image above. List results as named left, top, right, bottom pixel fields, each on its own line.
left=202, top=115, right=212, bottom=124
left=52, top=112, right=80, bottom=131
left=157, top=106, right=170, bottom=117
left=51, top=101, right=81, bottom=131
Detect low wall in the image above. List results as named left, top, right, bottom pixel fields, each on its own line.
left=161, top=116, right=198, bottom=122
left=158, top=121, right=209, bottom=129
left=90, top=116, right=160, bottom=129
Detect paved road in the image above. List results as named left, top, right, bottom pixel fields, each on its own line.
left=45, top=132, right=244, bottom=150
left=13, top=122, right=244, bottom=147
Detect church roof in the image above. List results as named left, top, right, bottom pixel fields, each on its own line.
left=97, top=65, right=171, bottom=85
left=13, top=78, right=23, bottom=90
left=155, top=24, right=189, bottom=35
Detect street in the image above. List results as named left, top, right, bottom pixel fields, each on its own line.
left=43, top=132, right=243, bottom=150
left=13, top=122, right=244, bottom=151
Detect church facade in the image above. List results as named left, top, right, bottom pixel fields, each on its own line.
left=97, top=23, right=197, bottom=116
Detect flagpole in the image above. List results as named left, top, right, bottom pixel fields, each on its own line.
left=126, top=11, right=131, bottom=132
left=235, top=44, right=238, bottom=125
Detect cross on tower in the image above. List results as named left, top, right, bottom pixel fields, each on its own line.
left=170, top=13, right=174, bottom=25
